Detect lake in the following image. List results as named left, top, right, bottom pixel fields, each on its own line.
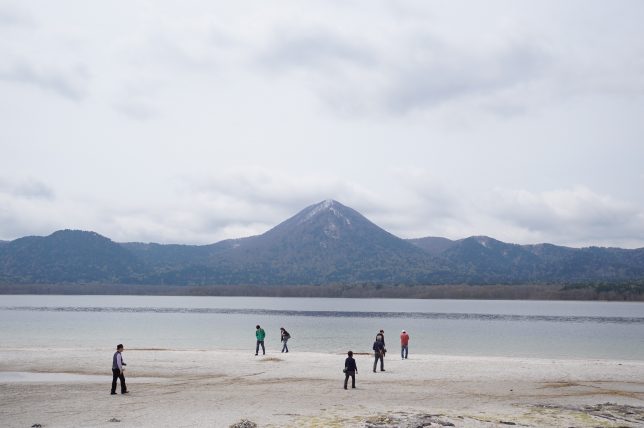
left=0, top=295, right=642, bottom=360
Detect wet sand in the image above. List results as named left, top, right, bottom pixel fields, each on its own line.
left=1, top=348, right=643, bottom=427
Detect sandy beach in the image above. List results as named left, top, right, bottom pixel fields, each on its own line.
left=1, top=348, right=643, bottom=427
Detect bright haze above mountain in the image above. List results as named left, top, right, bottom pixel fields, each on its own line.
left=1, top=1, right=643, bottom=248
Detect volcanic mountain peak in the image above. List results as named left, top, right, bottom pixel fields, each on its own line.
left=298, top=199, right=352, bottom=226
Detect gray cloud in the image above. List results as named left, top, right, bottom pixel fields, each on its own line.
left=251, top=10, right=644, bottom=119
left=0, top=180, right=57, bottom=240
left=482, top=187, right=644, bottom=247
left=0, top=178, right=55, bottom=200
left=384, top=41, right=550, bottom=113
left=260, top=27, right=375, bottom=73
left=0, top=60, right=89, bottom=101
left=112, top=99, right=159, bottom=121
left=111, top=25, right=240, bottom=120
left=255, top=27, right=383, bottom=117
left=254, top=24, right=554, bottom=117
left=128, top=32, right=221, bottom=74
left=0, top=4, right=34, bottom=28
left=0, top=2, right=642, bottom=249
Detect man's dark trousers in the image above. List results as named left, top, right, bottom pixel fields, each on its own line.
left=344, top=370, right=356, bottom=389
left=111, top=368, right=127, bottom=393
left=256, top=340, right=265, bottom=355
left=373, top=352, right=384, bottom=372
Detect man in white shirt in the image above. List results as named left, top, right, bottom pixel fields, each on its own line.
left=111, top=344, right=128, bottom=395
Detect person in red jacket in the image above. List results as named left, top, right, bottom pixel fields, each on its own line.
left=400, top=330, right=410, bottom=359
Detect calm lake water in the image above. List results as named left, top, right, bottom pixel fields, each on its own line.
left=0, top=295, right=643, bottom=360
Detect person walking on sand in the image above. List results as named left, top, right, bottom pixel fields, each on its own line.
left=111, top=344, right=128, bottom=395
left=280, top=327, right=291, bottom=353
left=343, top=351, right=358, bottom=389
left=373, top=337, right=385, bottom=372
left=255, top=325, right=266, bottom=356
left=400, top=330, right=410, bottom=359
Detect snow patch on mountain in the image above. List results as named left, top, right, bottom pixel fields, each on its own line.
left=299, top=199, right=351, bottom=226
left=324, top=222, right=340, bottom=239
left=476, top=236, right=491, bottom=248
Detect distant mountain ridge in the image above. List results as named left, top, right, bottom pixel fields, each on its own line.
left=1, top=200, right=643, bottom=286
left=407, top=235, right=644, bottom=283
left=0, top=230, right=141, bottom=283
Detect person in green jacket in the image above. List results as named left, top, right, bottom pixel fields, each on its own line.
left=255, top=325, right=266, bottom=356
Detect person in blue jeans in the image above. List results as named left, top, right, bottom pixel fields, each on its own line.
left=400, top=330, right=410, bottom=359
left=280, top=327, right=291, bottom=353
left=255, top=325, right=266, bottom=356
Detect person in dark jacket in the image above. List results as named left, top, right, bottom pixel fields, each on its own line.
left=111, top=344, right=128, bottom=395
left=343, top=351, right=358, bottom=389
left=280, top=327, right=291, bottom=353
left=373, top=338, right=385, bottom=372
left=376, top=329, right=385, bottom=347
left=376, top=329, right=386, bottom=356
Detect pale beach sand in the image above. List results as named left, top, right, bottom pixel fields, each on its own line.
left=1, top=348, right=643, bottom=427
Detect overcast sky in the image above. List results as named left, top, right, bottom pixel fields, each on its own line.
left=1, top=1, right=643, bottom=248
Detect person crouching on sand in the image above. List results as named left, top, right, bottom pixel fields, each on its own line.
left=343, top=351, right=357, bottom=389
left=111, top=344, right=128, bottom=395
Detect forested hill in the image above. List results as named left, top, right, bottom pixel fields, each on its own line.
left=1, top=200, right=643, bottom=288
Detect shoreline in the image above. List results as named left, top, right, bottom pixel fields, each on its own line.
left=3, top=346, right=644, bottom=364
left=2, top=283, right=643, bottom=301
left=1, top=348, right=643, bottom=427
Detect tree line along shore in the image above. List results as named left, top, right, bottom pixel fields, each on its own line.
left=1, top=282, right=642, bottom=301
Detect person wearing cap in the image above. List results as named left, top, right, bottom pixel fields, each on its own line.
left=400, top=330, right=410, bottom=359
left=111, top=344, right=128, bottom=395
